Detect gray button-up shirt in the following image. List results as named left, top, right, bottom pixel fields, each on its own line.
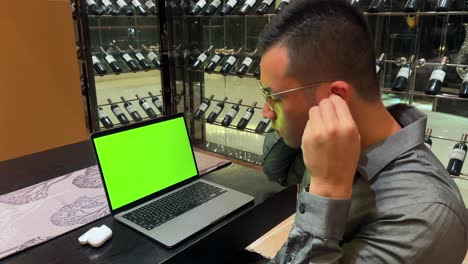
left=262, top=104, right=468, bottom=263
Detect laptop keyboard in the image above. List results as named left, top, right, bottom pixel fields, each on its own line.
left=122, top=181, right=227, bottom=230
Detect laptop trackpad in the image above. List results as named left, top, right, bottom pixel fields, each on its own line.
left=148, top=189, right=252, bottom=247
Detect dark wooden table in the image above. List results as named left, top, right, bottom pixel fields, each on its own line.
left=0, top=141, right=296, bottom=264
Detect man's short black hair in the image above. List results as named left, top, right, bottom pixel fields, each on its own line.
left=258, top=0, right=379, bottom=101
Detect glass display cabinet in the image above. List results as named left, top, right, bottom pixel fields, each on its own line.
left=76, top=0, right=468, bottom=176
left=74, top=0, right=167, bottom=133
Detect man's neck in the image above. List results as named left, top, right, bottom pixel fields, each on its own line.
left=354, top=102, right=401, bottom=150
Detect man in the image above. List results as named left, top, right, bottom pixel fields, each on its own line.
left=253, top=0, right=467, bottom=263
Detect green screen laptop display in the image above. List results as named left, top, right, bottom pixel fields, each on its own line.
left=93, top=117, right=198, bottom=210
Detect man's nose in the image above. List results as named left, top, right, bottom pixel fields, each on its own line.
left=261, top=101, right=277, bottom=120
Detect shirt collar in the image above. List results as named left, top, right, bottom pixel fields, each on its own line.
left=357, top=104, right=427, bottom=181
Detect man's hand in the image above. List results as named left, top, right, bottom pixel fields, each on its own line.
left=301, top=94, right=361, bottom=199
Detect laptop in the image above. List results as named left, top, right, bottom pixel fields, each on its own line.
left=91, top=113, right=254, bottom=248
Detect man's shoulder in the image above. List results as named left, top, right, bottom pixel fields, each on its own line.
left=369, top=145, right=466, bottom=219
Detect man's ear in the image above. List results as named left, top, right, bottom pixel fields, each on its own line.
left=330, top=81, right=352, bottom=101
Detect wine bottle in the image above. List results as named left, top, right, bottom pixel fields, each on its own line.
left=425, top=56, right=449, bottom=95
left=424, top=128, right=433, bottom=149
left=121, top=96, right=143, bottom=122
left=87, top=0, right=104, bottom=15
left=129, top=45, right=151, bottom=71
left=142, top=45, right=161, bottom=69
left=368, top=0, right=385, bottom=12
left=403, top=0, right=420, bottom=12
left=108, top=98, right=130, bottom=124
left=116, top=0, right=134, bottom=15
left=136, top=94, right=158, bottom=118
left=392, top=55, right=414, bottom=92
left=92, top=55, right=107, bottom=76
left=116, top=46, right=140, bottom=72
left=435, top=0, right=453, bottom=11
left=204, top=0, right=222, bottom=15
left=207, top=97, right=228, bottom=123
left=460, top=71, right=468, bottom=98
left=237, top=101, right=257, bottom=130
left=220, top=0, right=239, bottom=15
left=256, top=0, right=273, bottom=14
left=194, top=95, right=214, bottom=119
left=221, top=48, right=243, bottom=76
left=148, top=92, right=164, bottom=113
left=237, top=49, right=258, bottom=77
left=192, top=46, right=213, bottom=70
left=185, top=47, right=201, bottom=65
left=239, top=0, right=257, bottom=15
left=189, top=0, right=207, bottom=14
left=350, top=0, right=360, bottom=8
left=189, top=0, right=198, bottom=11
left=100, top=47, right=122, bottom=74
left=447, top=134, right=467, bottom=176
left=144, top=0, right=158, bottom=14
left=376, top=53, right=385, bottom=74
left=221, top=99, right=243, bottom=127
left=98, top=107, right=114, bottom=128
left=180, top=0, right=195, bottom=14
left=205, top=49, right=226, bottom=73
left=131, top=0, right=148, bottom=15
left=255, top=118, right=270, bottom=134
left=101, top=0, right=120, bottom=15
left=168, top=0, right=179, bottom=10
left=254, top=65, right=261, bottom=79
left=174, top=46, right=188, bottom=66
left=276, top=0, right=291, bottom=13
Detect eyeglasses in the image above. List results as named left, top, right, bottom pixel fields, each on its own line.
left=259, top=81, right=328, bottom=110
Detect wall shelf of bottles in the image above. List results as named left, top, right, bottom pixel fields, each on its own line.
left=74, top=0, right=468, bottom=173
left=161, top=0, right=468, bottom=173
left=74, top=0, right=167, bottom=133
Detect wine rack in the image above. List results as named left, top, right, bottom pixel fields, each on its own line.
left=75, top=0, right=176, bottom=134
left=164, top=0, right=468, bottom=174
left=74, top=0, right=468, bottom=175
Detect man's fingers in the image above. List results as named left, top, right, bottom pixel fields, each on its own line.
left=308, top=106, right=323, bottom=131
left=318, top=98, right=339, bottom=131
left=329, top=94, right=355, bottom=126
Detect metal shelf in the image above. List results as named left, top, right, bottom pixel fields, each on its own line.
left=430, top=135, right=467, bottom=143
left=98, top=114, right=163, bottom=130
left=178, top=10, right=468, bottom=19
left=88, top=15, right=158, bottom=19
left=89, top=25, right=158, bottom=30
left=181, top=14, right=276, bottom=19
left=190, top=115, right=267, bottom=136
left=453, top=173, right=468, bottom=180
left=380, top=88, right=468, bottom=102
left=195, top=141, right=263, bottom=165
left=94, top=66, right=161, bottom=76
left=187, top=68, right=258, bottom=79
left=207, top=98, right=263, bottom=110
left=97, top=94, right=163, bottom=107
left=363, top=11, right=468, bottom=16
left=383, top=59, right=468, bottom=69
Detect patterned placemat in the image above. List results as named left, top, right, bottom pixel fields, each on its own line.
left=0, top=151, right=230, bottom=260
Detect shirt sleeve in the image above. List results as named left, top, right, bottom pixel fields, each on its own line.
left=270, top=196, right=467, bottom=264
left=271, top=191, right=351, bottom=263
left=262, top=130, right=303, bottom=186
